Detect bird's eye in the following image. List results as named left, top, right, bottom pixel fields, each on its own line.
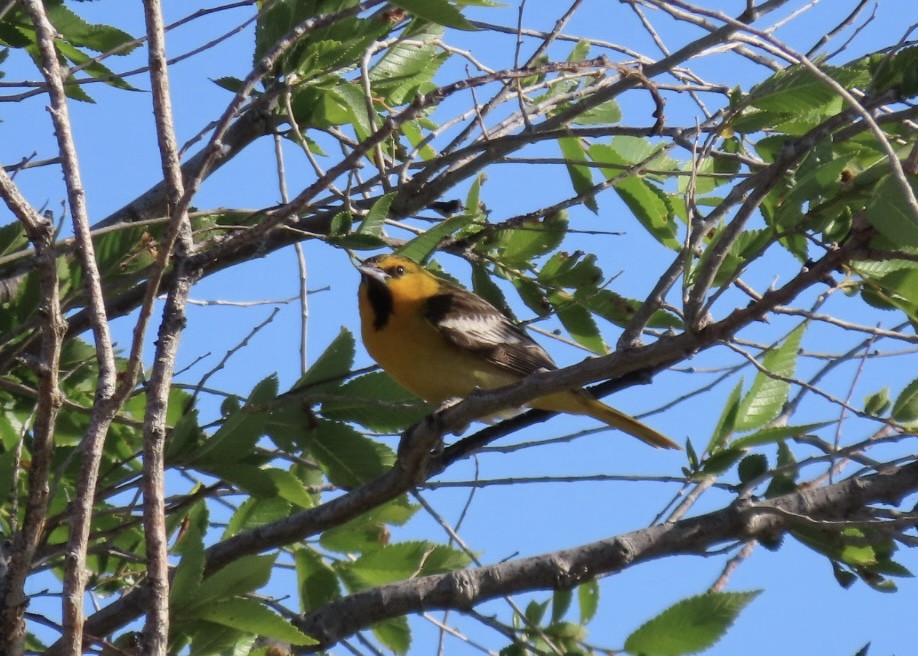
left=393, top=265, right=405, bottom=277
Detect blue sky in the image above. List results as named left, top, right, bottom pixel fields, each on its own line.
left=2, top=1, right=916, bottom=653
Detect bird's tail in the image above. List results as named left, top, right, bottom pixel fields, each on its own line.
left=534, top=390, right=680, bottom=450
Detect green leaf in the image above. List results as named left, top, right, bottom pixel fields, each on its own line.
left=338, top=541, right=471, bottom=591
left=185, top=554, right=276, bottom=611
left=369, top=24, right=447, bottom=104
left=559, top=137, right=598, bottom=213
left=293, top=328, right=355, bottom=392
left=737, top=454, right=768, bottom=485
left=578, top=579, right=599, bottom=624
left=472, top=264, right=513, bottom=316
left=170, top=503, right=208, bottom=610
left=707, top=380, right=743, bottom=452
left=731, top=422, right=832, bottom=450
left=735, top=325, right=805, bottom=431
left=396, top=213, right=472, bottom=263
left=372, top=614, right=411, bottom=654
left=309, top=419, right=394, bottom=487
left=295, top=547, right=341, bottom=613
left=223, top=497, right=291, bottom=539
left=573, top=98, right=622, bottom=125
left=697, top=447, right=745, bottom=477
left=866, top=173, right=918, bottom=247
left=264, top=467, right=316, bottom=508
left=578, top=288, right=682, bottom=330
left=46, top=4, right=137, bottom=54
left=748, top=63, right=867, bottom=113
left=624, top=591, right=760, bottom=656
left=549, top=292, right=607, bottom=354
left=357, top=193, right=394, bottom=237
left=764, top=441, right=798, bottom=498
left=614, top=176, right=679, bottom=248
left=494, top=211, right=568, bottom=266
left=539, top=251, right=603, bottom=289
left=189, top=375, right=277, bottom=465
left=864, top=387, right=891, bottom=416
left=320, top=497, right=417, bottom=553
left=891, top=378, right=918, bottom=423
left=552, top=589, right=573, bottom=624
left=197, top=598, right=316, bottom=646
left=852, top=642, right=871, bottom=656
left=391, top=0, right=476, bottom=30
left=320, top=371, right=427, bottom=431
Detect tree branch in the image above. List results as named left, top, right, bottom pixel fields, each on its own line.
left=295, top=459, right=918, bottom=651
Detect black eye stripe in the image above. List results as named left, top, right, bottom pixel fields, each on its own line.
left=388, top=265, right=405, bottom=277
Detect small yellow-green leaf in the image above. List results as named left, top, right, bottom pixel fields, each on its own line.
left=197, top=598, right=316, bottom=646
left=624, top=591, right=760, bottom=656
left=891, top=378, right=918, bottom=422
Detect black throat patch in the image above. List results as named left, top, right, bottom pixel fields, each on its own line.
left=364, top=276, right=394, bottom=330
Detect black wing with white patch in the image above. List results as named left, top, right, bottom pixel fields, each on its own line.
left=424, top=286, right=556, bottom=376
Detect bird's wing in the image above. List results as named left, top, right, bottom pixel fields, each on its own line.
left=423, top=287, right=556, bottom=376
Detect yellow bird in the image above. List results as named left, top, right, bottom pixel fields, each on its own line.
left=357, top=254, right=678, bottom=449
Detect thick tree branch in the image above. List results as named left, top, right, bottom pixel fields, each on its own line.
left=0, top=169, right=65, bottom=656
left=138, top=0, right=194, bottom=652
left=295, top=459, right=918, bottom=651
left=17, top=2, right=120, bottom=654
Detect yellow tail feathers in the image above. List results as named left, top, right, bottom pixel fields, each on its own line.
left=533, top=390, right=680, bottom=450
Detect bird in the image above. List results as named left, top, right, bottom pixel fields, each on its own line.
left=356, top=253, right=679, bottom=449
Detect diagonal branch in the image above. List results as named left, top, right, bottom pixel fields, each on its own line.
left=295, top=458, right=918, bottom=651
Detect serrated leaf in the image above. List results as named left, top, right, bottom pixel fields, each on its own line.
left=624, top=591, right=760, bottom=656
left=472, top=264, right=514, bottom=316
left=320, top=497, right=417, bottom=554
left=264, top=467, right=316, bottom=508
left=731, top=422, right=832, bottom=449
left=357, top=193, right=394, bottom=237
left=396, top=213, right=472, bottom=263
left=540, top=251, right=603, bottom=289
left=573, top=97, right=621, bottom=125
left=559, top=137, right=598, bottom=213
left=197, top=598, right=316, bottom=645
left=47, top=4, right=137, bottom=54
left=697, top=446, right=745, bottom=477
left=320, top=371, right=427, bottom=431
left=295, top=547, right=341, bottom=613
left=578, top=579, right=599, bottom=624
left=372, top=614, right=411, bottom=654
left=864, top=387, right=891, bottom=416
left=737, top=454, right=768, bottom=485
left=294, top=328, right=355, bottom=392
left=552, top=589, right=573, bottom=624
left=189, top=375, right=276, bottom=465
left=891, top=378, right=918, bottom=422
left=866, top=173, right=918, bottom=247
left=735, top=325, right=805, bottom=431
left=309, top=419, right=394, bottom=487
left=707, top=380, right=743, bottom=452
left=339, top=541, right=470, bottom=591
left=764, top=440, right=798, bottom=498
left=185, top=554, right=276, bottom=611
left=578, top=288, right=681, bottom=330
left=223, top=497, right=291, bottom=539
left=549, top=292, right=607, bottom=354
left=392, top=0, right=475, bottom=30
left=496, top=211, right=568, bottom=266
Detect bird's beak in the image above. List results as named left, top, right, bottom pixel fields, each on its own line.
left=357, top=260, right=388, bottom=284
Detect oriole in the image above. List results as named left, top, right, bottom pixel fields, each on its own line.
left=357, top=254, right=678, bottom=449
